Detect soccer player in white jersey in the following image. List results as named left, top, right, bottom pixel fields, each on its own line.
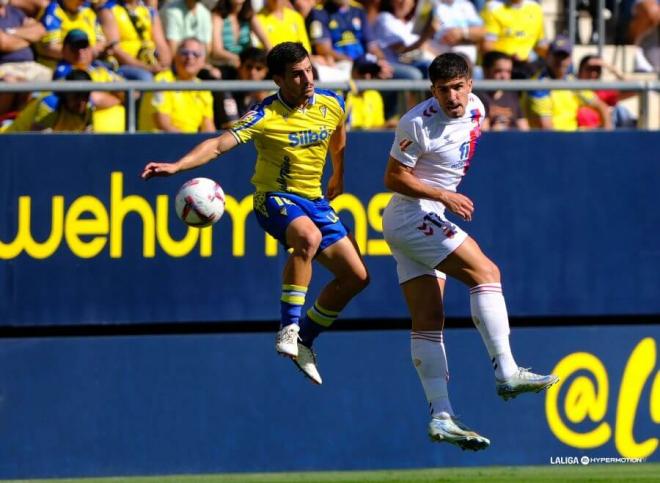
left=382, top=53, right=559, bottom=451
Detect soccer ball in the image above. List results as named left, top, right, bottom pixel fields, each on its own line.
left=174, top=177, right=225, bottom=227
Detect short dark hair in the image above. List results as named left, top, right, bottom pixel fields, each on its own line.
left=240, top=47, right=267, bottom=67
left=578, top=54, right=599, bottom=73
left=267, top=42, right=309, bottom=77
left=482, top=51, right=512, bottom=71
left=64, top=69, right=92, bottom=82
left=213, top=0, right=254, bottom=22
left=428, top=53, right=471, bottom=84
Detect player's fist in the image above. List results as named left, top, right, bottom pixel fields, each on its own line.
left=440, top=191, right=474, bottom=221
left=141, top=162, right=179, bottom=179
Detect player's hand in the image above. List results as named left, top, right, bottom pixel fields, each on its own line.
left=326, top=174, right=344, bottom=201
left=440, top=191, right=474, bottom=221
left=141, top=162, right=179, bottom=179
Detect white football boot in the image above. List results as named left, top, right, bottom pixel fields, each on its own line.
left=428, top=412, right=490, bottom=451
left=496, top=367, right=559, bottom=401
left=275, top=324, right=299, bottom=358
left=293, top=342, right=322, bottom=385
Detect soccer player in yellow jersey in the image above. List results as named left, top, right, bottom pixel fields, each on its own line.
left=141, top=42, right=369, bottom=385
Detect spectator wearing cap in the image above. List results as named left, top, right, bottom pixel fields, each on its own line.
left=97, top=0, right=172, bottom=81
left=52, top=28, right=126, bottom=131
left=138, top=37, right=214, bottom=132
left=37, top=0, right=107, bottom=67
left=0, top=0, right=51, bottom=116
left=526, top=36, right=612, bottom=131
left=160, top=0, right=212, bottom=54
left=2, top=68, right=93, bottom=131
left=481, top=0, right=547, bottom=78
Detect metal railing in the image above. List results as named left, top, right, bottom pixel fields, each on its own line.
left=1, top=79, right=658, bottom=131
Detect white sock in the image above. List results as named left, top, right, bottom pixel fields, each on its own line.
left=411, top=330, right=454, bottom=417
left=469, top=283, right=518, bottom=380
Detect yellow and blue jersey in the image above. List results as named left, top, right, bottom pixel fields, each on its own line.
left=5, top=93, right=93, bottom=132
left=230, top=88, right=346, bottom=200
left=102, top=0, right=156, bottom=59
left=481, top=0, right=545, bottom=61
left=307, top=1, right=373, bottom=61
left=39, top=0, right=102, bottom=66
left=526, top=70, right=596, bottom=131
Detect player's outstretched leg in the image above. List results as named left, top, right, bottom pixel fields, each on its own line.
left=439, top=237, right=559, bottom=400
left=469, top=284, right=559, bottom=400
left=494, top=367, right=560, bottom=401
left=294, top=235, right=369, bottom=384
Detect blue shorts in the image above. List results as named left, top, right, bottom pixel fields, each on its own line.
left=253, top=192, right=348, bottom=252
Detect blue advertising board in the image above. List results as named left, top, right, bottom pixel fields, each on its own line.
left=1, top=132, right=659, bottom=326
left=0, top=325, right=657, bottom=478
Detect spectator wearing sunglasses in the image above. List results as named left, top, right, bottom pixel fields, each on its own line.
left=97, top=0, right=172, bottom=81
left=138, top=36, right=214, bottom=132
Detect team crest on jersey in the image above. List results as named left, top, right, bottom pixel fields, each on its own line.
left=320, top=106, right=327, bottom=118
left=399, top=139, right=413, bottom=152
left=352, top=17, right=362, bottom=30
left=232, top=109, right=260, bottom=132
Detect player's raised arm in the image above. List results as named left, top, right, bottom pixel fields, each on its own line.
left=384, top=156, right=474, bottom=221
left=326, top=122, right=346, bottom=200
left=141, top=131, right=239, bottom=180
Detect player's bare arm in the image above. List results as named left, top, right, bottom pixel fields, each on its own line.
left=384, top=156, right=474, bottom=221
left=141, top=131, right=239, bottom=179
left=326, top=122, right=346, bottom=200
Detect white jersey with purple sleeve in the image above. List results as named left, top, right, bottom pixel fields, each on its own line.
left=389, top=93, right=485, bottom=196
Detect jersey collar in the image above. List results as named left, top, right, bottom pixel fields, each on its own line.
left=277, top=90, right=316, bottom=111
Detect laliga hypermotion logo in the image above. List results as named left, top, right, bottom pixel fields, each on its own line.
left=545, top=337, right=660, bottom=459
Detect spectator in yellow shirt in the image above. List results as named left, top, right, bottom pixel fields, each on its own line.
left=481, top=0, right=547, bottom=77
left=256, top=0, right=311, bottom=52
left=345, top=60, right=385, bottom=130
left=3, top=69, right=93, bottom=132
left=97, top=0, right=172, bottom=81
left=38, top=0, right=107, bottom=67
left=138, top=37, right=214, bottom=132
left=526, top=36, right=612, bottom=131
left=52, top=29, right=126, bottom=132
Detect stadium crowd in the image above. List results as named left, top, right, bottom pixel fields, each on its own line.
left=0, top=0, right=657, bottom=132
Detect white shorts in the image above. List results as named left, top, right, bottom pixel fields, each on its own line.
left=382, top=195, right=468, bottom=284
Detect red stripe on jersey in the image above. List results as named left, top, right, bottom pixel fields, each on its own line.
left=464, top=108, right=482, bottom=174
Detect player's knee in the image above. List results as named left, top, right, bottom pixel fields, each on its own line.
left=342, top=266, right=370, bottom=295
left=291, top=229, right=322, bottom=259
left=352, top=268, right=371, bottom=292
left=478, top=260, right=501, bottom=283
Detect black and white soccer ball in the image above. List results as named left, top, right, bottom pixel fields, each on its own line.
left=174, top=177, right=225, bottom=228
